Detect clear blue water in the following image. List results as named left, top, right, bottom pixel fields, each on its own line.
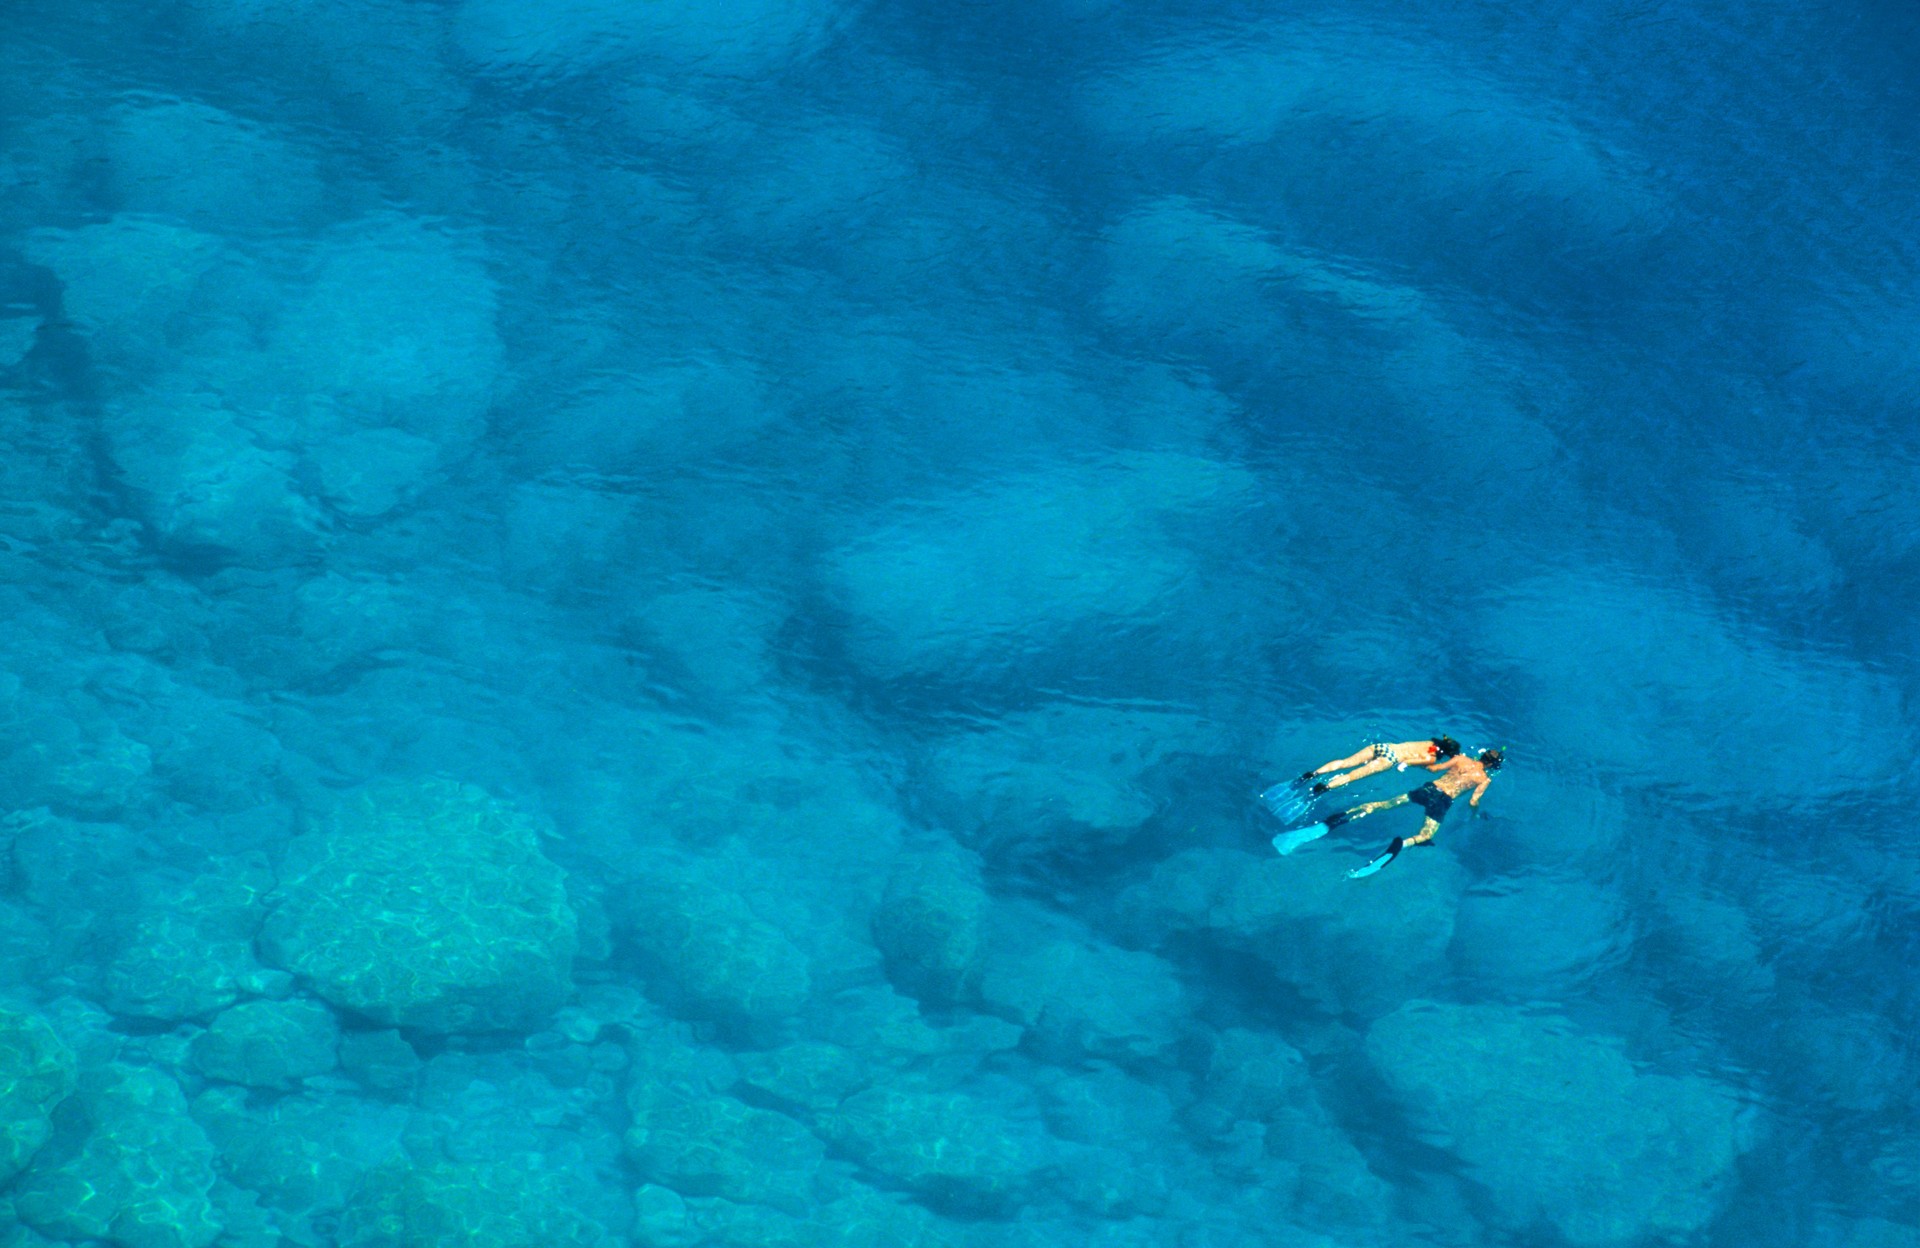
left=1, top=1, right=1915, bottom=1245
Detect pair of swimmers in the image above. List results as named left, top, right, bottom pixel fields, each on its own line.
left=1262, top=737, right=1504, bottom=878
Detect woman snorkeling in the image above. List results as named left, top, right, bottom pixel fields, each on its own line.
left=1261, top=735, right=1461, bottom=822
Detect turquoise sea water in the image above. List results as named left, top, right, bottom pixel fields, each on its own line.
left=2, top=1, right=1916, bottom=1245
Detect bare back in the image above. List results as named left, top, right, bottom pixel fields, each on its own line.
left=1389, top=740, right=1441, bottom=766
left=1432, top=755, right=1489, bottom=797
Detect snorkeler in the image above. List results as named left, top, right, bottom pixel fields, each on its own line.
left=1260, top=736, right=1461, bottom=823
left=1273, top=748, right=1504, bottom=876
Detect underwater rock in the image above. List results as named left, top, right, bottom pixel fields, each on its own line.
left=307, top=425, right=444, bottom=521
left=1685, top=469, right=1844, bottom=604
left=0, top=706, right=153, bottom=821
left=6, top=810, right=147, bottom=980
left=0, top=1008, right=76, bottom=1183
left=455, top=0, right=844, bottom=80
left=337, top=1029, right=423, bottom=1094
left=691, top=780, right=902, bottom=998
left=625, top=1091, right=823, bottom=1213
left=1097, top=195, right=1295, bottom=360
left=0, top=314, right=38, bottom=369
left=1186, top=1028, right=1396, bottom=1237
left=192, top=1085, right=407, bottom=1222
left=1366, top=1000, right=1754, bottom=1246
left=734, top=1041, right=874, bottom=1115
left=21, top=217, right=229, bottom=374
left=1789, top=284, right=1920, bottom=434
left=1772, top=998, right=1908, bottom=1116
left=0, top=902, right=54, bottom=997
left=270, top=212, right=502, bottom=452
left=500, top=480, right=646, bottom=597
left=621, top=1016, right=741, bottom=1108
left=1643, top=886, right=1776, bottom=1003
left=825, top=451, right=1253, bottom=680
left=403, top=1051, right=629, bottom=1223
left=189, top=998, right=340, bottom=1089
left=971, top=908, right=1188, bottom=1066
left=336, top=1159, right=611, bottom=1248
left=1098, top=197, right=1562, bottom=490
left=918, top=703, right=1220, bottom=872
left=259, top=779, right=579, bottom=1034
left=613, top=854, right=812, bottom=1033
left=1035, top=1066, right=1183, bottom=1220
left=870, top=850, right=988, bottom=1004
left=661, top=1184, right=960, bottom=1248
left=1801, top=438, right=1920, bottom=580
left=1447, top=872, right=1633, bottom=1000
left=102, top=383, right=322, bottom=566
left=556, top=718, right=902, bottom=1001
left=800, top=984, right=1023, bottom=1079
left=13, top=1063, right=223, bottom=1248
left=93, top=97, right=324, bottom=236
left=1118, top=847, right=1463, bottom=1019
left=1826, top=1218, right=1920, bottom=1248
left=103, top=860, right=274, bottom=1023
left=711, top=122, right=917, bottom=252
left=223, top=569, right=427, bottom=688
left=528, top=356, right=777, bottom=476
left=1080, top=19, right=1665, bottom=286
left=82, top=658, right=285, bottom=814
left=816, top=1080, right=1051, bottom=1215
left=1472, top=570, right=1907, bottom=802
left=620, top=583, right=785, bottom=702
left=1038, top=1063, right=1182, bottom=1150
left=1182, top=1027, right=1311, bottom=1141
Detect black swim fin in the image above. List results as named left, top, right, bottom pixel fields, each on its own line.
left=1345, top=836, right=1404, bottom=879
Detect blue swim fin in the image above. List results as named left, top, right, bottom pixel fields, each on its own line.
left=1273, top=809, right=1348, bottom=855
left=1346, top=837, right=1405, bottom=879
left=1259, top=780, right=1308, bottom=823
left=1271, top=824, right=1331, bottom=855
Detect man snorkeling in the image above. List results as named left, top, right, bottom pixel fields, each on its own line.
left=1260, top=736, right=1461, bottom=823
left=1272, top=748, right=1505, bottom=877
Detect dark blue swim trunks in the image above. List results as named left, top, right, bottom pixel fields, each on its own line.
left=1409, top=783, right=1454, bottom=821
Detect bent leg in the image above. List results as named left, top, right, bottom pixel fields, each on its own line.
left=1406, top=817, right=1441, bottom=846
left=1334, top=794, right=1407, bottom=826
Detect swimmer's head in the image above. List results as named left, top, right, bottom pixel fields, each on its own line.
left=1478, top=748, right=1505, bottom=772
left=1433, top=736, right=1462, bottom=759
